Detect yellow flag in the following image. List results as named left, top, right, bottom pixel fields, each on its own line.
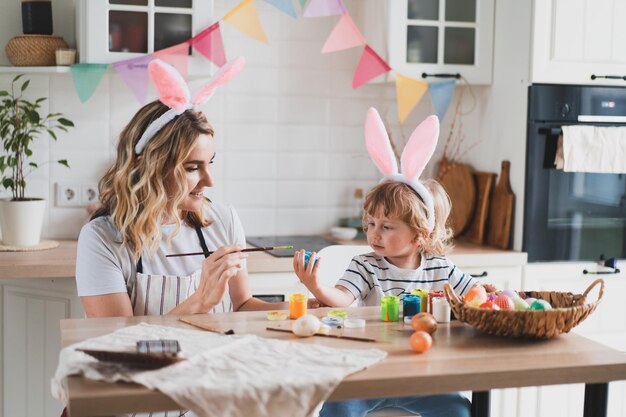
left=223, top=0, right=269, bottom=45
left=395, top=72, right=428, bottom=124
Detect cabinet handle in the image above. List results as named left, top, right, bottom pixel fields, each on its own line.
left=590, top=74, right=626, bottom=81
left=422, top=72, right=461, bottom=79
left=470, top=271, right=488, bottom=278
left=582, top=269, right=620, bottom=275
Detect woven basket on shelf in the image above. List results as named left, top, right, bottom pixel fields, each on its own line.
left=5, top=35, right=68, bottom=66
left=443, top=279, right=604, bottom=338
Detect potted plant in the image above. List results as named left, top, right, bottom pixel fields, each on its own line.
left=0, top=74, right=74, bottom=246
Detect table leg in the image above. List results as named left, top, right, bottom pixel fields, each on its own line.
left=471, top=391, right=490, bottom=417
left=583, top=383, right=608, bottom=417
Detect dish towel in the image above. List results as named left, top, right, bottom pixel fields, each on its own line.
left=51, top=323, right=386, bottom=417
left=559, top=125, right=626, bottom=173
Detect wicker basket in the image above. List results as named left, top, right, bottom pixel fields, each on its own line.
left=443, top=279, right=604, bottom=338
left=5, top=35, right=68, bottom=66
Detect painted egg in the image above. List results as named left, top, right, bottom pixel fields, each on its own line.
left=512, top=298, right=530, bottom=311
left=531, top=299, right=552, bottom=310
left=303, top=251, right=319, bottom=269
left=501, top=289, right=519, bottom=299
left=292, top=314, right=321, bottom=337
left=494, top=294, right=515, bottom=310
left=479, top=301, right=501, bottom=310
left=465, top=286, right=488, bottom=304
left=524, top=297, right=537, bottom=306
left=487, top=293, right=498, bottom=302
left=466, top=299, right=483, bottom=308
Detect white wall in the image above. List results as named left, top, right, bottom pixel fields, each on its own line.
left=0, top=0, right=532, bottom=251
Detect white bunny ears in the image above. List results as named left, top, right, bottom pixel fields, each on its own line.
left=364, top=108, right=439, bottom=232
left=134, top=57, right=246, bottom=154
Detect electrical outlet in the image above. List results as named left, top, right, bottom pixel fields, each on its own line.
left=56, top=183, right=81, bottom=207
left=81, top=183, right=99, bottom=206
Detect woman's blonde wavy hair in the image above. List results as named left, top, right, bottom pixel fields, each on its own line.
left=92, top=100, right=214, bottom=259
left=362, top=180, right=453, bottom=256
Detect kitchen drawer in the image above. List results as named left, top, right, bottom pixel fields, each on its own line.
left=247, top=272, right=306, bottom=299
left=461, top=265, right=523, bottom=291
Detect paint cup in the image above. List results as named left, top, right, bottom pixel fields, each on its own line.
left=381, top=295, right=399, bottom=322
left=432, top=297, right=451, bottom=323
left=402, top=294, right=421, bottom=319
left=289, top=293, right=307, bottom=319
left=410, top=289, right=429, bottom=313
left=428, top=290, right=445, bottom=314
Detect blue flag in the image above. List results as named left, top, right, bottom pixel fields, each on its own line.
left=70, top=64, right=109, bottom=103
left=428, top=80, right=456, bottom=122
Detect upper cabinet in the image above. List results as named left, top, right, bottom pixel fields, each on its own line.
left=532, top=0, right=626, bottom=86
left=387, top=0, right=495, bottom=85
left=75, top=0, right=213, bottom=64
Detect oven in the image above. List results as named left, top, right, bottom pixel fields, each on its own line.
left=523, top=84, right=626, bottom=262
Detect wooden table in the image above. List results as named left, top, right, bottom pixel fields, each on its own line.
left=60, top=307, right=626, bottom=417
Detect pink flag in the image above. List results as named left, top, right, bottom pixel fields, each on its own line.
left=352, top=45, right=391, bottom=89
left=322, top=13, right=365, bottom=53
left=304, top=0, right=346, bottom=17
left=153, top=42, right=190, bottom=79
left=112, top=55, right=152, bottom=104
left=190, top=22, right=226, bottom=67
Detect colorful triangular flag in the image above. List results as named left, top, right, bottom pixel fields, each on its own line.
left=190, top=22, right=226, bottom=67
left=322, top=13, right=365, bottom=53
left=223, top=0, right=269, bottom=45
left=153, top=42, right=190, bottom=79
left=299, top=0, right=308, bottom=9
left=429, top=80, right=457, bottom=121
left=264, top=0, right=297, bottom=18
left=112, top=55, right=151, bottom=105
left=352, top=45, right=391, bottom=89
left=304, top=0, right=346, bottom=17
left=395, top=72, right=428, bottom=124
left=70, top=64, right=109, bottom=103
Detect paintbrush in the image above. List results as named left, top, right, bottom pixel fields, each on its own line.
left=266, top=327, right=377, bottom=343
left=179, top=317, right=235, bottom=335
left=166, top=245, right=294, bottom=258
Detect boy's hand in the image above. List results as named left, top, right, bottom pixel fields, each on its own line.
left=293, top=249, right=321, bottom=292
left=482, top=283, right=498, bottom=293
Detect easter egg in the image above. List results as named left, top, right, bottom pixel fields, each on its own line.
left=292, top=314, right=321, bottom=337
left=411, top=313, right=438, bottom=335
left=479, top=301, right=501, bottom=310
left=501, top=289, right=519, bottom=299
left=512, top=298, right=530, bottom=311
left=466, top=299, right=483, bottom=308
left=524, top=297, right=537, bottom=306
left=465, top=286, right=488, bottom=304
left=531, top=299, right=552, bottom=310
left=487, top=293, right=498, bottom=302
left=303, top=251, right=319, bottom=269
left=410, top=331, right=432, bottom=353
left=494, top=294, right=515, bottom=310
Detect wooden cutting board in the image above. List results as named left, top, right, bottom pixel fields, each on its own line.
left=460, top=171, right=496, bottom=245
left=487, top=161, right=515, bottom=249
left=437, top=158, right=476, bottom=237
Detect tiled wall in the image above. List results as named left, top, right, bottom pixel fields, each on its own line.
left=0, top=0, right=495, bottom=241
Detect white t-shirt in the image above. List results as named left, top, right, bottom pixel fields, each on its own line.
left=336, top=252, right=476, bottom=307
left=76, top=202, right=246, bottom=297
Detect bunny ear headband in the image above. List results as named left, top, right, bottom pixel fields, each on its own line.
left=364, top=107, right=439, bottom=232
left=134, top=57, right=246, bottom=154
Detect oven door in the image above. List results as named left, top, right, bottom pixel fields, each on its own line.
left=523, top=121, right=626, bottom=262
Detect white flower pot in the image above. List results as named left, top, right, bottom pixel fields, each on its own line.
left=0, top=198, right=46, bottom=247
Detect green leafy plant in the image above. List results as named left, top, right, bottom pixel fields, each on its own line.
left=0, top=74, right=74, bottom=200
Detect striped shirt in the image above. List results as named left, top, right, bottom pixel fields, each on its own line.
left=336, top=252, right=476, bottom=307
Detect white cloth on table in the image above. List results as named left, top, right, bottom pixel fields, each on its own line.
left=558, top=125, right=626, bottom=173
left=51, top=323, right=386, bottom=417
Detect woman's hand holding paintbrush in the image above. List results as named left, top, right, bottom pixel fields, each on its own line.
left=166, top=245, right=294, bottom=258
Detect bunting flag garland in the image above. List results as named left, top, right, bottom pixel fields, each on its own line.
left=264, top=0, right=297, bottom=18
left=190, top=23, right=226, bottom=67
left=321, top=13, right=365, bottom=53
left=223, top=0, right=269, bottom=45
left=428, top=80, right=457, bottom=122
left=352, top=46, right=392, bottom=89
left=303, top=0, right=346, bottom=17
left=395, top=72, right=429, bottom=124
left=70, top=64, right=109, bottom=103
left=298, top=0, right=309, bottom=10
left=112, top=55, right=152, bottom=105
left=153, top=42, right=191, bottom=79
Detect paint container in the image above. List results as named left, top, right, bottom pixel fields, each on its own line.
left=428, top=290, right=445, bottom=313
left=381, top=295, right=399, bottom=322
left=289, top=293, right=307, bottom=319
left=410, top=289, right=429, bottom=313
left=432, top=297, right=451, bottom=323
left=402, top=294, right=421, bottom=319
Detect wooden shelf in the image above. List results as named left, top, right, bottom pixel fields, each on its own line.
left=0, top=66, right=71, bottom=74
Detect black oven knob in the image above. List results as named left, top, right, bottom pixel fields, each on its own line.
left=560, top=103, right=571, bottom=117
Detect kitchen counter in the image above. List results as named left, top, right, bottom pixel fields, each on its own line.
left=0, top=238, right=527, bottom=278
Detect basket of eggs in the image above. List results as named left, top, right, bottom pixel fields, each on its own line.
left=443, top=279, right=604, bottom=338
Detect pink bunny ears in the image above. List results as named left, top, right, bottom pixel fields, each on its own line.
left=134, top=57, right=246, bottom=154
left=364, top=108, right=439, bottom=231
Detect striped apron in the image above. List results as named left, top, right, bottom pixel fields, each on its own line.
left=127, top=227, right=232, bottom=417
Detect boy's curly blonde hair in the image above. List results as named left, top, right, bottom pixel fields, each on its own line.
left=362, top=180, right=454, bottom=256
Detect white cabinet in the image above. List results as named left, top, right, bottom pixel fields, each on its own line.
left=76, top=0, right=214, bottom=64
left=531, top=0, right=626, bottom=86
left=387, top=0, right=495, bottom=84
